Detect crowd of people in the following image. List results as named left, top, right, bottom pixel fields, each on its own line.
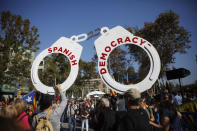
left=0, top=85, right=196, bottom=131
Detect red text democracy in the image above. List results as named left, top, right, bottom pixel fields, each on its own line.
left=99, top=36, right=150, bottom=75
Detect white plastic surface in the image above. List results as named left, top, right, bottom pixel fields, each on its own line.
left=95, top=26, right=161, bottom=93
left=31, top=37, right=82, bottom=95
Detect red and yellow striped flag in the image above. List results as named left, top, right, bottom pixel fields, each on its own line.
left=32, top=93, right=37, bottom=112
left=110, top=89, right=116, bottom=96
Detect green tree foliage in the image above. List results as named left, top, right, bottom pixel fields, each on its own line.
left=0, top=11, right=40, bottom=86
left=38, top=53, right=70, bottom=86
left=135, top=49, right=150, bottom=83
left=108, top=47, right=126, bottom=76
left=72, top=60, right=97, bottom=86
left=67, top=60, right=98, bottom=97
left=127, top=66, right=135, bottom=75
left=38, top=54, right=98, bottom=97
left=126, top=10, right=191, bottom=77
left=93, top=45, right=138, bottom=85
left=81, top=61, right=97, bottom=79
left=107, top=46, right=139, bottom=84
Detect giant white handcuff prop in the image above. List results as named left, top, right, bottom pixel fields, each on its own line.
left=31, top=26, right=161, bottom=95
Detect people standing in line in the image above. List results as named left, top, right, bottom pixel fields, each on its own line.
left=80, top=102, right=90, bottom=131
left=67, top=99, right=78, bottom=131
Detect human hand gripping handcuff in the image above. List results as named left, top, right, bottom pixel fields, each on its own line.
left=31, top=26, right=161, bottom=95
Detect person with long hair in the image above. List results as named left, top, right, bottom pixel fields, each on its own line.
left=13, top=99, right=32, bottom=130
left=0, top=105, right=17, bottom=119
left=80, top=102, right=90, bottom=131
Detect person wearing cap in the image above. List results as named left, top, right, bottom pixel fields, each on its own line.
left=118, top=88, right=152, bottom=131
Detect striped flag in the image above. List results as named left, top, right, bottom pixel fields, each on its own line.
left=110, top=89, right=116, bottom=96
left=32, top=92, right=37, bottom=112
left=21, top=91, right=37, bottom=112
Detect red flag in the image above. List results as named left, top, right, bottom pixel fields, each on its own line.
left=56, top=94, right=60, bottom=101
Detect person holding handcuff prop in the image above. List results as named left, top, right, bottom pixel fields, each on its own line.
left=32, top=84, right=67, bottom=131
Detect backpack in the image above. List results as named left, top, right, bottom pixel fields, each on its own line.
left=17, top=112, right=33, bottom=129
left=35, top=110, right=53, bottom=131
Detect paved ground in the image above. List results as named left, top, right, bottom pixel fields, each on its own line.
left=61, top=123, right=94, bottom=131
left=61, top=119, right=94, bottom=131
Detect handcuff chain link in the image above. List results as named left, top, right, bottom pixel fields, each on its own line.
left=70, top=27, right=109, bottom=43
